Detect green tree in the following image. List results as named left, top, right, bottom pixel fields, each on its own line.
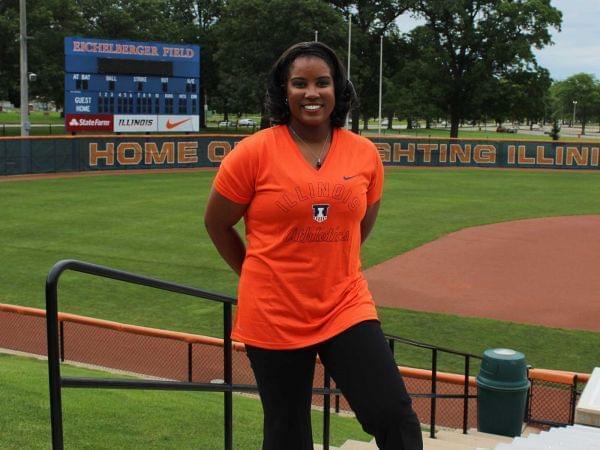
left=552, top=73, right=600, bottom=135
left=214, top=0, right=346, bottom=126
left=328, top=1, right=415, bottom=131
left=485, top=67, right=551, bottom=127
left=411, top=0, right=561, bottom=137
left=0, top=1, right=19, bottom=105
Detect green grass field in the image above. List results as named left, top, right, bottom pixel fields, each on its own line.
left=2, top=166, right=599, bottom=449
left=0, top=353, right=370, bottom=449
left=1, top=167, right=599, bottom=373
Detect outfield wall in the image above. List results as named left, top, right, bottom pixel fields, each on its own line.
left=1, top=134, right=599, bottom=175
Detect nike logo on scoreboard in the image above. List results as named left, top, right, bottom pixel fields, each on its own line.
left=166, top=118, right=192, bottom=129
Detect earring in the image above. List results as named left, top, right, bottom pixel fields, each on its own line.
left=284, top=98, right=288, bottom=105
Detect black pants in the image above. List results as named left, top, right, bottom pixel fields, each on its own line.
left=246, top=320, right=423, bottom=450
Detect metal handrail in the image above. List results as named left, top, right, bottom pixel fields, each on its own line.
left=47, top=259, right=484, bottom=449
left=46, top=259, right=238, bottom=450
left=385, top=334, right=482, bottom=438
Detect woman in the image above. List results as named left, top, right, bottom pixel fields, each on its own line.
left=204, top=41, right=422, bottom=450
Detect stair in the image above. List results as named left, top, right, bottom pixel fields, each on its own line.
left=314, top=428, right=523, bottom=450
left=494, top=424, right=600, bottom=449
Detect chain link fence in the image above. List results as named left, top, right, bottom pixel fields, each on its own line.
left=0, top=303, right=589, bottom=431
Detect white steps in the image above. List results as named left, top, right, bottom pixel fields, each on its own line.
left=494, top=424, right=600, bottom=449
left=576, top=367, right=600, bottom=427
left=314, top=428, right=518, bottom=450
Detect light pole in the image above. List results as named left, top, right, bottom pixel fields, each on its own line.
left=572, top=100, right=578, bottom=128
left=346, top=13, right=351, bottom=129
left=378, top=35, right=383, bottom=137
left=19, top=0, right=30, bottom=136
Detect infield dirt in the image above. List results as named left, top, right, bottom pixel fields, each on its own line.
left=365, top=215, right=600, bottom=332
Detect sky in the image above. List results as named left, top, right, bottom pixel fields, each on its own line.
left=395, top=0, right=600, bottom=81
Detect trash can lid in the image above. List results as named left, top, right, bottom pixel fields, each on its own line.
left=477, top=348, right=530, bottom=390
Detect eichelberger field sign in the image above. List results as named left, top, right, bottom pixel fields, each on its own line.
left=64, top=37, right=201, bottom=133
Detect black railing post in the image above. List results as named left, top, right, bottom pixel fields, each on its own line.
left=524, top=366, right=532, bottom=423
left=335, top=392, right=340, bottom=414
left=59, top=321, right=65, bottom=362
left=569, top=375, right=578, bottom=425
left=463, top=355, right=470, bottom=434
left=46, top=274, right=64, bottom=449
left=187, top=343, right=193, bottom=382
left=224, top=303, right=233, bottom=450
left=323, top=370, right=331, bottom=450
left=388, top=337, right=395, bottom=359
left=430, top=348, right=437, bottom=439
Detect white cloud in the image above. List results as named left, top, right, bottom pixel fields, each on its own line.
left=395, top=1, right=600, bottom=81
left=533, top=0, right=600, bottom=79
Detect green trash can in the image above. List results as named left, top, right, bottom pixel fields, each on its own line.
left=477, top=348, right=530, bottom=437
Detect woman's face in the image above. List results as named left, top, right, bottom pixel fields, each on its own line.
left=286, top=56, right=335, bottom=129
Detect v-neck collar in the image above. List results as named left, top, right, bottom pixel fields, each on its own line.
left=281, top=125, right=338, bottom=175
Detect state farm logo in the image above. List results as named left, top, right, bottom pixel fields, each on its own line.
left=66, top=114, right=113, bottom=131
left=69, top=118, right=111, bottom=127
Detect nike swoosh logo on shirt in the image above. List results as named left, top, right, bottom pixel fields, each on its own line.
left=166, top=118, right=191, bottom=129
left=343, top=175, right=357, bottom=180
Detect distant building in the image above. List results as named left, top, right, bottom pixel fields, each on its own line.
left=0, top=101, right=15, bottom=111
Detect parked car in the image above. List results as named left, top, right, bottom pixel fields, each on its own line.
left=218, top=120, right=235, bottom=127
left=496, top=124, right=518, bottom=133
left=238, top=118, right=257, bottom=127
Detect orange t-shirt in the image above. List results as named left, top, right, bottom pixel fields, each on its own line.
left=213, top=125, right=384, bottom=349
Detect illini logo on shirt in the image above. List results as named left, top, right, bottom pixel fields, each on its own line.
left=312, top=204, right=330, bottom=223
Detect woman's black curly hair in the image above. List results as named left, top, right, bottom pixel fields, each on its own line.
left=265, top=41, right=357, bottom=128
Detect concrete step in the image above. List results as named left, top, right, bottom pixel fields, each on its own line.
left=466, top=429, right=515, bottom=444
left=431, top=430, right=510, bottom=449
left=423, top=434, right=481, bottom=450
left=313, top=444, right=340, bottom=450
left=493, top=424, right=600, bottom=449
left=339, top=439, right=377, bottom=449
left=320, top=428, right=521, bottom=450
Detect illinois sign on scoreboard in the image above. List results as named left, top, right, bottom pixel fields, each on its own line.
left=64, top=37, right=201, bottom=133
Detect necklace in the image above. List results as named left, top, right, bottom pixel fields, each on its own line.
left=288, top=125, right=330, bottom=168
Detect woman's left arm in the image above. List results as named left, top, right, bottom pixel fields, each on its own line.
left=360, top=200, right=381, bottom=244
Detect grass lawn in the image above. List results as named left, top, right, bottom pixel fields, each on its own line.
left=0, top=353, right=370, bottom=448
left=3, top=110, right=598, bottom=142
left=1, top=168, right=599, bottom=373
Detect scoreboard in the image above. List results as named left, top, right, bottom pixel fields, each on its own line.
left=64, top=37, right=201, bottom=133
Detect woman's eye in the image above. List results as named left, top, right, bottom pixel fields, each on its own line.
left=291, top=81, right=306, bottom=88
left=317, top=80, right=330, bottom=87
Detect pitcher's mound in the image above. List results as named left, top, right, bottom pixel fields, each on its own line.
left=365, top=215, right=600, bottom=332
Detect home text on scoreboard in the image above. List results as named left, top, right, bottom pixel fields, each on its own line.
left=64, top=37, right=201, bottom=133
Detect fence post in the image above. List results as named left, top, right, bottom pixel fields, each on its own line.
left=569, top=375, right=578, bottom=425
left=524, top=365, right=532, bottom=423
left=59, top=321, right=65, bottom=362
left=187, top=343, right=193, bottom=382
left=463, top=355, right=469, bottom=434
left=323, top=369, right=331, bottom=450
left=430, top=348, right=437, bottom=439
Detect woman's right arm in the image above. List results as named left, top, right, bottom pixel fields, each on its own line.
left=204, top=189, right=249, bottom=276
